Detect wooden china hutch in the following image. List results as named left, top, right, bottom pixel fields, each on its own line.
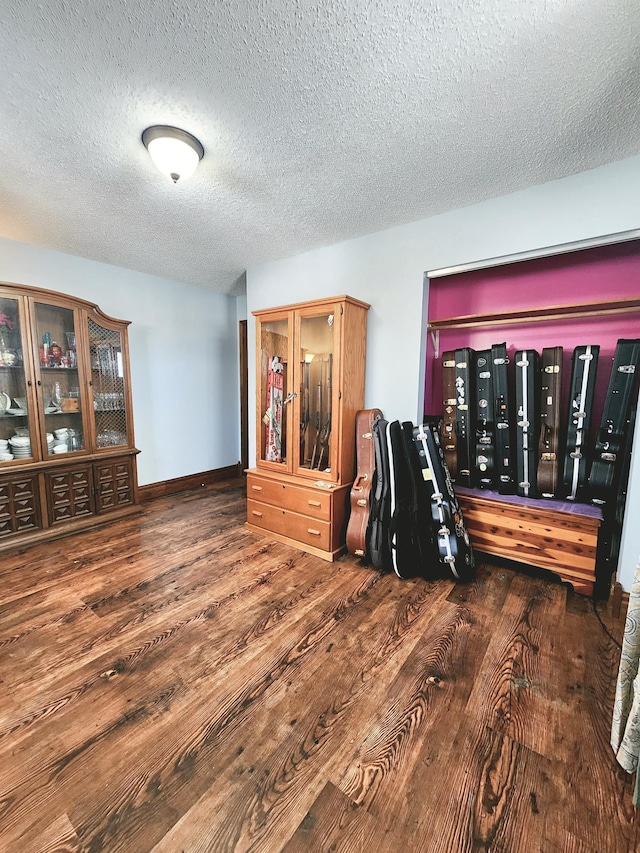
left=0, top=282, right=139, bottom=553
left=246, top=295, right=369, bottom=560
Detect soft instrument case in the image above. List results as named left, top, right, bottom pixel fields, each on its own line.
left=346, top=408, right=383, bottom=559
left=368, top=417, right=392, bottom=571
left=386, top=420, right=425, bottom=578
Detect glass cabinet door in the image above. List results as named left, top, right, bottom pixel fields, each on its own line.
left=87, top=317, right=130, bottom=449
left=0, top=295, right=36, bottom=464
left=297, top=308, right=336, bottom=476
left=257, top=313, right=291, bottom=468
left=33, top=301, right=86, bottom=458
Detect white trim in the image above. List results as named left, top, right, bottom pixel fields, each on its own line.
left=426, top=229, right=640, bottom=279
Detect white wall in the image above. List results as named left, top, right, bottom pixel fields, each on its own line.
left=247, top=154, right=640, bottom=590
left=0, top=237, right=241, bottom=486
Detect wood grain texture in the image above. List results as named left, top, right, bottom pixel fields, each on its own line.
left=457, top=492, right=600, bottom=595
left=0, top=478, right=637, bottom=852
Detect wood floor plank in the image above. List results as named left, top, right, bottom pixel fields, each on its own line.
left=464, top=572, right=567, bottom=758
left=405, top=714, right=557, bottom=853
left=132, top=577, right=451, bottom=853
left=0, top=573, right=379, bottom=849
left=549, top=610, right=638, bottom=853
left=445, top=561, right=514, bottom=612
left=280, top=780, right=381, bottom=853
left=2, top=566, right=390, bottom=851
left=332, top=562, right=511, bottom=834
left=29, top=813, right=82, bottom=853
left=0, top=479, right=638, bottom=853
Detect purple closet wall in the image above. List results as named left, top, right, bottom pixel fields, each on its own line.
left=425, top=240, right=640, bottom=432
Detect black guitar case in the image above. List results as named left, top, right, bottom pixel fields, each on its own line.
left=454, top=347, right=475, bottom=487
left=386, top=420, right=423, bottom=579
left=594, top=404, right=637, bottom=598
left=441, top=351, right=458, bottom=480
left=368, top=417, right=392, bottom=571
left=514, top=349, right=540, bottom=498
left=474, top=349, right=495, bottom=489
left=609, top=403, right=637, bottom=575
left=401, top=421, right=438, bottom=578
left=589, top=338, right=640, bottom=506
left=537, top=346, right=563, bottom=498
left=411, top=421, right=475, bottom=582
left=562, top=345, right=599, bottom=501
left=492, top=342, right=516, bottom=494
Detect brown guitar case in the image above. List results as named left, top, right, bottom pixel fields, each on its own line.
left=346, top=408, right=384, bottom=558
left=441, top=350, right=458, bottom=479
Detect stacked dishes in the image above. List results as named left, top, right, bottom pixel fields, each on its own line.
left=9, top=432, right=55, bottom=458
left=0, top=438, right=13, bottom=461
left=9, top=435, right=31, bottom=458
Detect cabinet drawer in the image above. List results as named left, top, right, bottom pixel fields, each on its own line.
left=45, top=465, right=95, bottom=524
left=247, top=499, right=331, bottom=550
left=0, top=473, right=42, bottom=537
left=247, top=475, right=331, bottom=521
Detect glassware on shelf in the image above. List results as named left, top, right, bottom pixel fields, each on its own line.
left=0, top=308, right=19, bottom=366
left=51, top=382, right=62, bottom=408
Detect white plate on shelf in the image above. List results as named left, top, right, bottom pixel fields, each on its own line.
left=7, top=408, right=27, bottom=415
left=44, top=406, right=61, bottom=414
left=0, top=392, right=11, bottom=412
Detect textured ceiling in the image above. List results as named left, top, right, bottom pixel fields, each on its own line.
left=0, top=1, right=639, bottom=294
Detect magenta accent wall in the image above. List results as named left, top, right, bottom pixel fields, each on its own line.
left=425, top=240, right=640, bottom=431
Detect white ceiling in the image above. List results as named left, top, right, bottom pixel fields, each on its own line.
left=1, top=1, right=639, bottom=295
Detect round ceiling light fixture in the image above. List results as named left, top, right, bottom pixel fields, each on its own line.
left=142, top=125, right=204, bottom=183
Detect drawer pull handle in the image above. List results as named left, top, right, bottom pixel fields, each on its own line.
left=251, top=485, right=263, bottom=492
left=307, top=528, right=321, bottom=536
left=252, top=510, right=263, bottom=518
left=307, top=500, right=321, bottom=507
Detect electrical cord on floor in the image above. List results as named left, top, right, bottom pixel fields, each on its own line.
left=592, top=597, right=622, bottom=650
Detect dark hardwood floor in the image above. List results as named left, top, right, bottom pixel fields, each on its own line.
left=0, top=478, right=637, bottom=852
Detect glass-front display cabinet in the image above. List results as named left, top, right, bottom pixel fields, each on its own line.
left=0, top=282, right=138, bottom=551
left=248, top=295, right=369, bottom=560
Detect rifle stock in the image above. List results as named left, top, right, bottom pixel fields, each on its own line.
left=310, top=375, right=323, bottom=469
left=317, top=354, right=333, bottom=470
left=300, top=361, right=310, bottom=463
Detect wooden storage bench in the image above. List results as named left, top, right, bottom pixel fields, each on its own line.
left=455, top=486, right=603, bottom=596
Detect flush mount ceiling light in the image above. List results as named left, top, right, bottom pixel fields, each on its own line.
left=142, top=125, right=204, bottom=183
